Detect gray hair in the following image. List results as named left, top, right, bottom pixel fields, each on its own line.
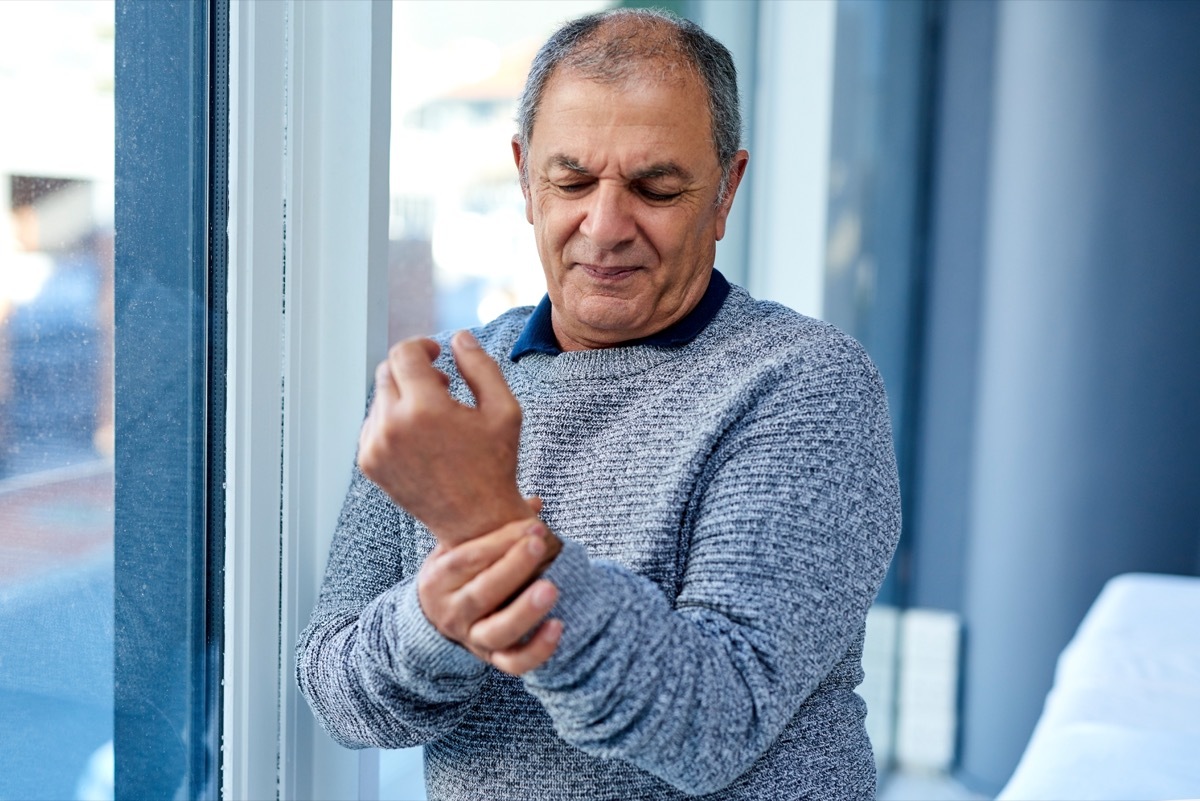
left=515, top=8, right=742, bottom=204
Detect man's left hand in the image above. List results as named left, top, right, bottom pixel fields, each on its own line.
left=417, top=517, right=564, bottom=675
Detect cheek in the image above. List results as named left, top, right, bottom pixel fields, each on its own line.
left=534, top=202, right=577, bottom=253
left=654, top=216, right=717, bottom=286
left=645, top=215, right=697, bottom=263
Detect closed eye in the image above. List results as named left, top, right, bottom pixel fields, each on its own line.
left=637, top=186, right=683, bottom=202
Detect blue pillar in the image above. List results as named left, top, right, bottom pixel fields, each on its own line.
left=954, top=0, right=1200, bottom=790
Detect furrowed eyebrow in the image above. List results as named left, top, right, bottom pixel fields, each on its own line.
left=547, top=156, right=693, bottom=184
left=550, top=156, right=590, bottom=175
left=631, top=162, right=693, bottom=183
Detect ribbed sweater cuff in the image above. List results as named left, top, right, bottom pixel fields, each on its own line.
left=528, top=537, right=616, bottom=686
left=380, top=580, right=487, bottom=681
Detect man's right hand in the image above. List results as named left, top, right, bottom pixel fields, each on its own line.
left=417, top=517, right=563, bottom=675
left=357, top=332, right=534, bottom=546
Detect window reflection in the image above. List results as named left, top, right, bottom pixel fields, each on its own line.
left=0, top=2, right=115, bottom=800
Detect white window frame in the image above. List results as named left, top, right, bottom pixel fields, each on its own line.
left=746, top=0, right=836, bottom=320
left=223, top=1, right=391, bottom=799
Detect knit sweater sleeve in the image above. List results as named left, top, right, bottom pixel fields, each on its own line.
left=523, top=344, right=901, bottom=796
left=296, top=464, right=489, bottom=749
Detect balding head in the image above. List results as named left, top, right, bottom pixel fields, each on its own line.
left=516, top=9, right=742, bottom=203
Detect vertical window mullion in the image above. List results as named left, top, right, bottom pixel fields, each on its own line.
left=224, top=2, right=390, bottom=799
left=206, top=0, right=231, bottom=795
left=222, top=0, right=287, bottom=798
left=279, top=2, right=392, bottom=799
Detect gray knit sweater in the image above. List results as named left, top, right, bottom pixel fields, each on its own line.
left=297, top=285, right=901, bottom=800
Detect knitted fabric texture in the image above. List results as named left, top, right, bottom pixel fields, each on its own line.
left=297, top=285, right=901, bottom=800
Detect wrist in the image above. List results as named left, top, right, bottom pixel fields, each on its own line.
left=434, top=489, right=537, bottom=545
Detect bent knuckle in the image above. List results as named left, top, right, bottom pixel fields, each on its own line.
left=442, top=546, right=483, bottom=576
left=418, top=554, right=453, bottom=589
left=457, top=584, right=488, bottom=617
left=466, top=622, right=500, bottom=653
left=438, top=619, right=464, bottom=641
left=390, top=339, right=418, bottom=358
left=415, top=568, right=440, bottom=598
left=497, top=400, right=523, bottom=427
left=357, top=443, right=380, bottom=475
left=488, top=651, right=520, bottom=676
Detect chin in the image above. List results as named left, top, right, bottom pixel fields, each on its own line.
left=572, top=298, right=649, bottom=336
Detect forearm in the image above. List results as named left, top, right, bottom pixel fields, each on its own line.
left=297, top=579, right=488, bottom=749
left=524, top=540, right=829, bottom=795
left=298, top=465, right=490, bottom=748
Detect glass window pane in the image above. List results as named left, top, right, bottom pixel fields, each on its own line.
left=821, top=0, right=939, bottom=781
left=387, top=0, right=614, bottom=347
left=0, top=2, right=116, bottom=799
left=1, top=2, right=224, bottom=798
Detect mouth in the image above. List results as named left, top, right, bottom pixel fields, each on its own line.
left=576, top=263, right=641, bottom=282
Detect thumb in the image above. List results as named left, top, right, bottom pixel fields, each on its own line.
left=452, top=331, right=519, bottom=418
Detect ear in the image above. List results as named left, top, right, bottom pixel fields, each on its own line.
left=512, top=136, right=533, bottom=224
left=714, top=150, right=750, bottom=242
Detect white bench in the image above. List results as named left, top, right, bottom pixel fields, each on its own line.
left=998, top=572, right=1200, bottom=801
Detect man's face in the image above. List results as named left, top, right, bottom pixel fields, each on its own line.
left=514, top=71, right=748, bottom=351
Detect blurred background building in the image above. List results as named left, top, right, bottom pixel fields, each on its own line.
left=0, top=4, right=115, bottom=800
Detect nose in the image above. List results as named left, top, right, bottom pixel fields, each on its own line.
left=579, top=181, right=636, bottom=250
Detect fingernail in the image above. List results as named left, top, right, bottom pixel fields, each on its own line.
left=533, top=583, right=556, bottom=609
left=526, top=535, right=545, bottom=558
left=526, top=521, right=545, bottom=538
left=457, top=331, right=480, bottom=349
left=541, top=618, right=563, bottom=640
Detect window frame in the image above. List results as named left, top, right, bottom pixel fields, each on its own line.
left=113, top=0, right=227, bottom=797
left=222, top=1, right=391, bottom=799
left=744, top=0, right=837, bottom=319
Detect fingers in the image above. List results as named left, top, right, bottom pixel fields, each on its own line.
left=467, top=578, right=558, bottom=652
left=525, top=495, right=544, bottom=516
left=381, top=332, right=513, bottom=421
left=417, top=519, right=556, bottom=649
left=490, top=619, right=563, bottom=676
left=387, top=337, right=448, bottom=399
left=420, top=519, right=537, bottom=595
left=372, top=360, right=400, bottom=405
left=452, top=331, right=521, bottom=421
left=450, top=525, right=552, bottom=623
left=363, top=361, right=399, bottom=443
left=358, top=362, right=401, bottom=475
left=416, top=517, right=564, bottom=676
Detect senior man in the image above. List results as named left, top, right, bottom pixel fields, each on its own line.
left=299, top=8, right=900, bottom=800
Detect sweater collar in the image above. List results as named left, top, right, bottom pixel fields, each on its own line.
left=510, top=269, right=730, bottom=362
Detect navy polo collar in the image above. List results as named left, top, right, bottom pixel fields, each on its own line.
left=510, top=269, right=730, bottom=361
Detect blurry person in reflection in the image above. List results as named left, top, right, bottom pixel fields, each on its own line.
left=298, top=9, right=899, bottom=800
